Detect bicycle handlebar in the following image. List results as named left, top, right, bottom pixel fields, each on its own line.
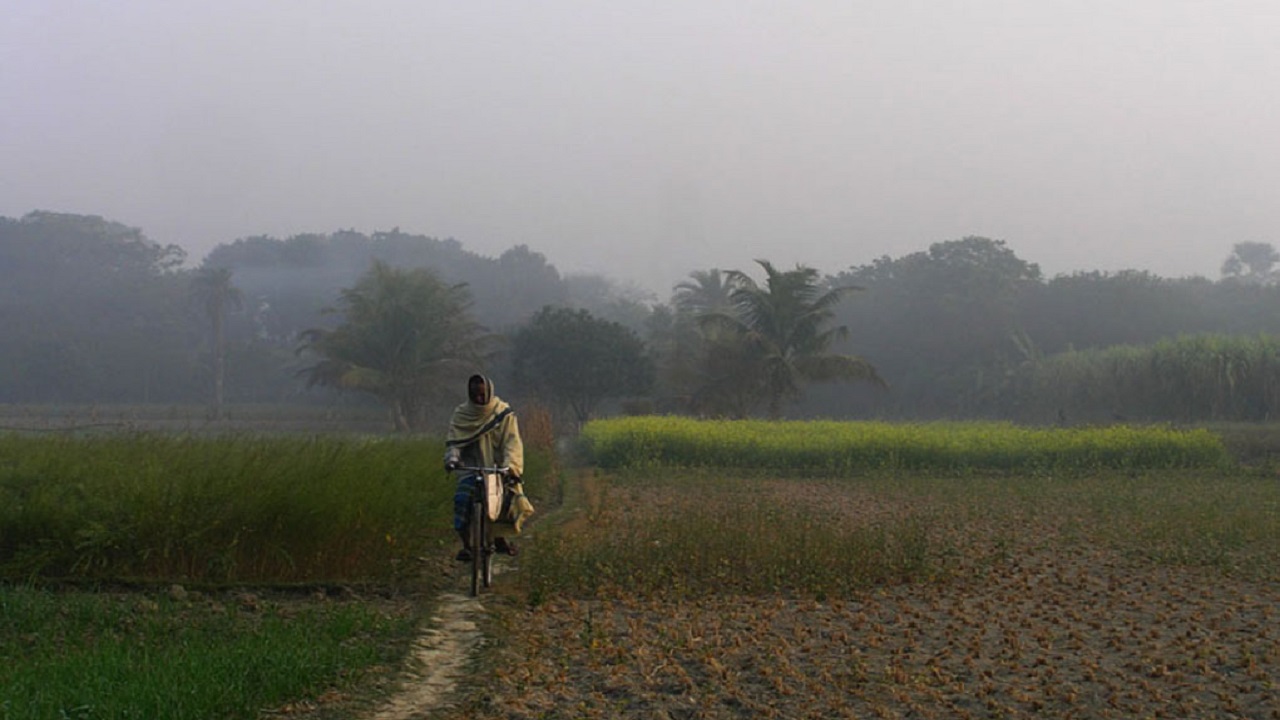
left=453, top=465, right=512, bottom=476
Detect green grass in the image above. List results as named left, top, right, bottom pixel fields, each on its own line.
left=0, top=584, right=414, bottom=720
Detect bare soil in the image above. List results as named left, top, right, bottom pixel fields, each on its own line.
left=432, top=477, right=1280, bottom=720
left=452, top=557, right=1277, bottom=718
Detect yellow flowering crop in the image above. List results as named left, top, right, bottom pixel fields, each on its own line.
left=580, top=417, right=1228, bottom=473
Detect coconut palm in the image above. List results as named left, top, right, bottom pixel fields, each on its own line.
left=297, top=261, right=489, bottom=431
left=652, top=270, right=738, bottom=414
left=672, top=268, right=735, bottom=317
left=703, top=260, right=882, bottom=419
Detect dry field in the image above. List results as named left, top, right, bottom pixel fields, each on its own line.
left=444, top=472, right=1280, bottom=719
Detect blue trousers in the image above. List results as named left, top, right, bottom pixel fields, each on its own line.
left=453, top=473, right=479, bottom=531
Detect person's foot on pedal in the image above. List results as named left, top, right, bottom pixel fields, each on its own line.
left=494, top=537, right=518, bottom=556
left=455, top=547, right=472, bottom=562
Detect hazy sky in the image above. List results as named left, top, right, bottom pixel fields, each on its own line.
left=4, top=1, right=1278, bottom=293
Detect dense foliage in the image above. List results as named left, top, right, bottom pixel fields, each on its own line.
left=0, top=212, right=196, bottom=403
left=822, top=238, right=1280, bottom=419
left=511, top=306, right=654, bottom=424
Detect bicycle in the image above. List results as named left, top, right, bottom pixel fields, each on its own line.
left=456, top=465, right=514, bottom=596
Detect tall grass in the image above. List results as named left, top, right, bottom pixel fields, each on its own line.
left=1009, top=333, right=1280, bottom=423
left=1, top=434, right=455, bottom=583
left=580, top=417, right=1229, bottom=473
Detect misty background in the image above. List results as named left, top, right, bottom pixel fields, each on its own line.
left=5, top=1, right=1279, bottom=292
left=3, top=209, right=1280, bottom=430
left=4, top=3, right=1280, bottom=430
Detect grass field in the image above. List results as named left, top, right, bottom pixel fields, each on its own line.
left=2, top=417, right=1277, bottom=718
left=0, top=426, right=557, bottom=720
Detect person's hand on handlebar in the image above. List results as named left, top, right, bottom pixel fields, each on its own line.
left=443, top=447, right=462, bottom=472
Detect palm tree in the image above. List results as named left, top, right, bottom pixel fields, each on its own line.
left=297, top=261, right=489, bottom=431
left=704, top=260, right=882, bottom=419
left=653, top=270, right=738, bottom=414
left=191, top=267, right=243, bottom=420
left=672, top=268, right=735, bottom=317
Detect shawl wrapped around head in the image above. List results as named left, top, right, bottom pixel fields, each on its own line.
left=445, top=375, right=525, bottom=480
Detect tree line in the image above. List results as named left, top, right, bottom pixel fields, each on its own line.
left=815, top=237, right=1280, bottom=421
left=3, top=211, right=1278, bottom=428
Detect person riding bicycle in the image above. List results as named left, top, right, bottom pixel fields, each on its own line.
left=443, top=373, right=525, bottom=562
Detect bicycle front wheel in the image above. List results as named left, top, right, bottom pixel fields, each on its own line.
left=469, top=499, right=484, bottom=597
left=482, top=522, right=494, bottom=588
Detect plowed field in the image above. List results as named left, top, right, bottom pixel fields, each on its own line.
left=444, top=473, right=1280, bottom=719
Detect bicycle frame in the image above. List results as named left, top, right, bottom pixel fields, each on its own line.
left=457, top=465, right=509, bottom=596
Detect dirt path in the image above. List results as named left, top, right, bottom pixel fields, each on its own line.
left=367, top=589, right=486, bottom=720
left=364, top=469, right=563, bottom=719
left=367, top=545, right=530, bottom=720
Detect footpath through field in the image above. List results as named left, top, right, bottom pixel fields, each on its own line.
left=365, top=590, right=485, bottom=719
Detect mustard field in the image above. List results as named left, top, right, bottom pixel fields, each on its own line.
left=581, top=416, right=1229, bottom=473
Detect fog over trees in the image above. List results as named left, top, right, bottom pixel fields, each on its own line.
left=3, top=210, right=1279, bottom=428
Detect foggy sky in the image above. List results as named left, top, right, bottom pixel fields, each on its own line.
left=4, top=1, right=1278, bottom=293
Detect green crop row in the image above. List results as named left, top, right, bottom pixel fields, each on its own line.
left=579, top=417, right=1230, bottom=473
